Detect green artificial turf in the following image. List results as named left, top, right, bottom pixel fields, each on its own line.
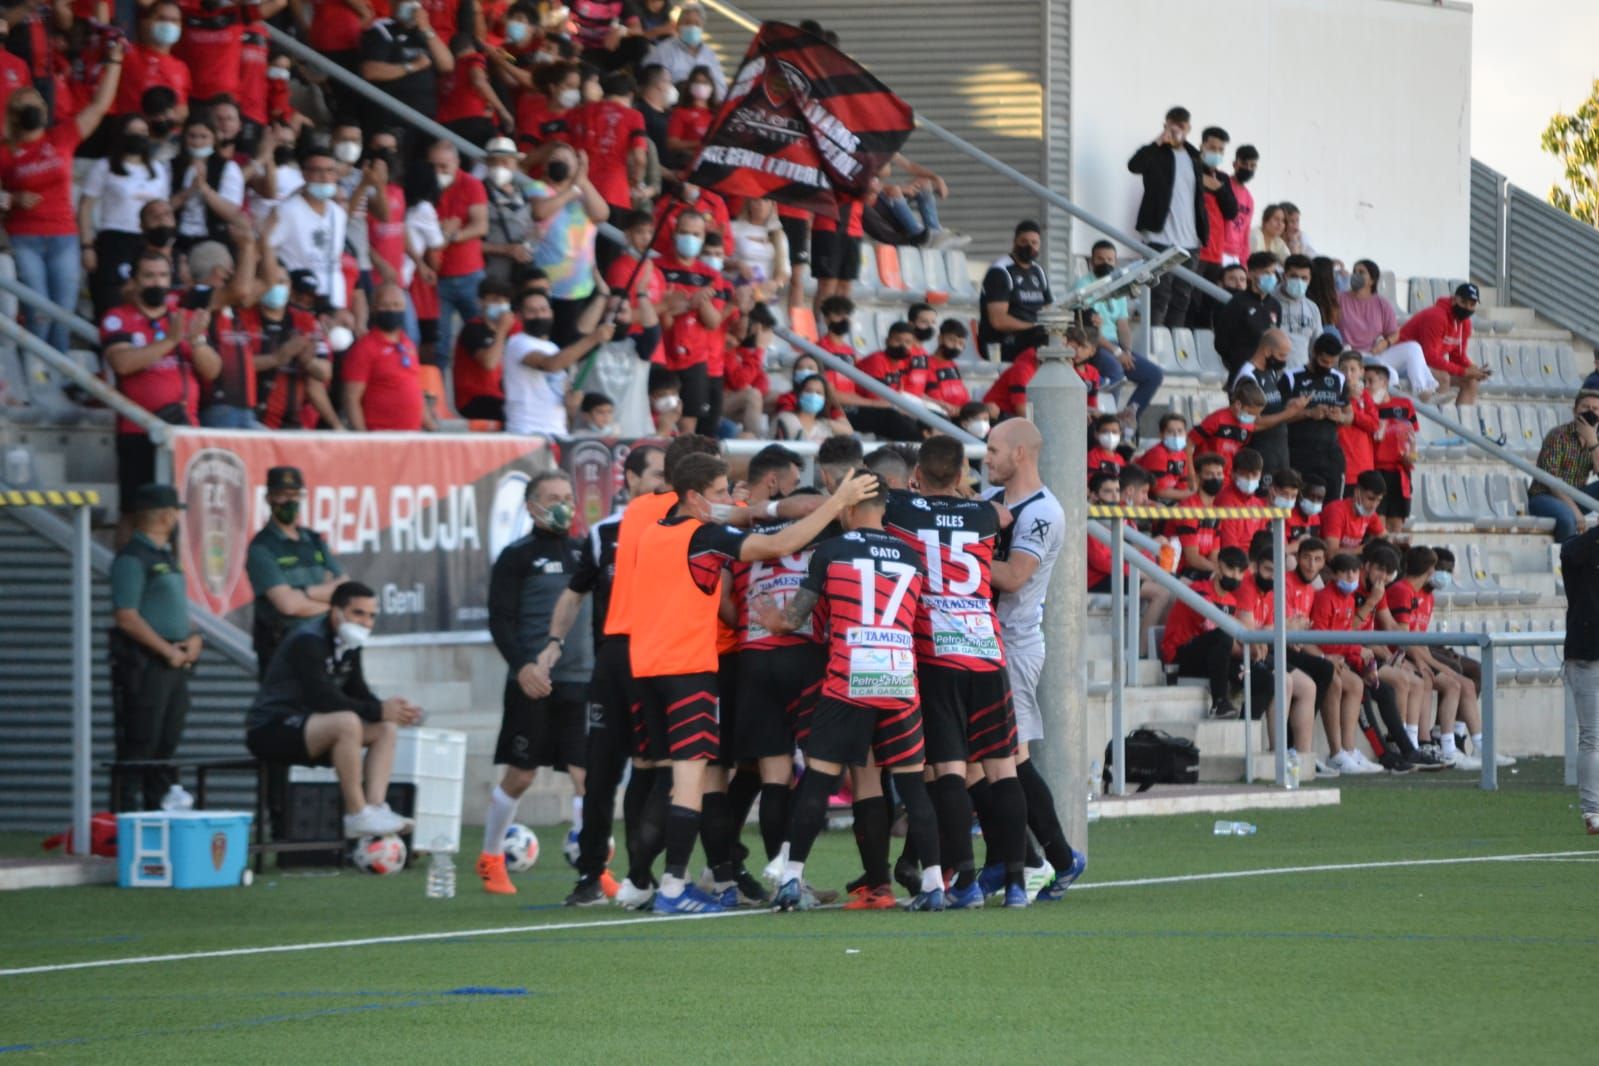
left=1, top=761, right=1594, bottom=1064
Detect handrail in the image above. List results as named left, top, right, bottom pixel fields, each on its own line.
left=697, top=0, right=1232, bottom=305
left=0, top=316, right=171, bottom=442
left=776, top=327, right=979, bottom=442
left=1410, top=395, right=1599, bottom=513
left=0, top=274, right=101, bottom=346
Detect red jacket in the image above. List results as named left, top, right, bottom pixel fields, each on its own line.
left=1339, top=392, right=1379, bottom=481
left=1399, top=297, right=1474, bottom=377
left=1194, top=408, right=1253, bottom=476
left=1319, top=497, right=1382, bottom=551
left=1160, top=578, right=1240, bottom=661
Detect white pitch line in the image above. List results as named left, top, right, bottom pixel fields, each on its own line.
left=3, top=848, right=1593, bottom=978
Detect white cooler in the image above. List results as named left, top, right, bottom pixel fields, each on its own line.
left=289, top=726, right=467, bottom=851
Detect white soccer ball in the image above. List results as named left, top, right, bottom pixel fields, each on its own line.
left=503, top=823, right=540, bottom=871
left=562, top=830, right=616, bottom=868
left=353, top=834, right=407, bottom=875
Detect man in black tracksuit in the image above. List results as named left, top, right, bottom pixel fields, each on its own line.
left=1284, top=333, right=1354, bottom=498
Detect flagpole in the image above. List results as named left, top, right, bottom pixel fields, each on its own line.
left=573, top=195, right=676, bottom=391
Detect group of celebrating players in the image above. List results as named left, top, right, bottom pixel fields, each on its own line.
left=476, top=421, right=1087, bottom=913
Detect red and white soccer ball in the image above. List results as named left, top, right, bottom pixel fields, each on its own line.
left=503, top=823, right=540, bottom=872
left=353, top=834, right=408, bottom=875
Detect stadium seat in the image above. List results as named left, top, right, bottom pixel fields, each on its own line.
left=922, top=248, right=951, bottom=299
left=874, top=243, right=907, bottom=295
left=420, top=364, right=499, bottom=431
left=1147, top=327, right=1176, bottom=371
left=853, top=314, right=881, bottom=355
left=854, top=240, right=884, bottom=298
left=1514, top=403, right=1548, bottom=455
left=944, top=250, right=978, bottom=301
left=1190, top=329, right=1229, bottom=383
left=899, top=245, right=928, bottom=294
left=789, top=305, right=818, bottom=343
left=1557, top=345, right=1587, bottom=390
left=1419, top=472, right=1465, bottom=524
left=1466, top=543, right=1534, bottom=605
left=1417, top=413, right=1467, bottom=460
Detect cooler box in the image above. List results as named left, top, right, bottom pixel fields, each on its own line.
left=116, top=811, right=252, bottom=889
left=394, top=727, right=467, bottom=852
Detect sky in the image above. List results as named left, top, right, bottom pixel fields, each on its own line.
left=1470, top=0, right=1599, bottom=195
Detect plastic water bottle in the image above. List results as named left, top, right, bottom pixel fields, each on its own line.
left=1212, top=820, right=1257, bottom=836
left=1285, top=751, right=1300, bottom=791
left=1087, top=760, right=1102, bottom=823
left=426, top=837, right=456, bottom=899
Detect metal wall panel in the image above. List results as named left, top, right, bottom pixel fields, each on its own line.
left=1506, top=185, right=1599, bottom=348
left=1470, top=158, right=1503, bottom=287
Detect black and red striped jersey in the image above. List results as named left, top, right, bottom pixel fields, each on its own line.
left=800, top=529, right=925, bottom=709
left=881, top=489, right=1006, bottom=671
left=730, top=518, right=818, bottom=650
left=668, top=516, right=748, bottom=595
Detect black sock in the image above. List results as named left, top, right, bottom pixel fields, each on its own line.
left=623, top=767, right=658, bottom=885
left=726, top=769, right=761, bottom=865
left=853, top=797, right=891, bottom=887
left=758, top=783, right=789, bottom=861
left=786, top=768, right=841, bottom=866
left=988, top=777, right=1029, bottom=887
left=1017, top=759, right=1074, bottom=872
left=1025, top=838, right=1045, bottom=869
left=663, top=804, right=701, bottom=881
left=577, top=751, right=622, bottom=881
left=700, top=790, right=736, bottom=881
left=967, top=777, right=995, bottom=866
left=895, top=826, right=918, bottom=873
left=893, top=772, right=940, bottom=878
left=929, top=774, right=976, bottom=887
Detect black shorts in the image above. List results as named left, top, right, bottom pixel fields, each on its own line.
left=804, top=697, right=925, bottom=769
left=588, top=636, right=632, bottom=737
left=919, top=662, right=1017, bottom=764
left=677, top=362, right=711, bottom=422
left=713, top=651, right=741, bottom=768
left=1375, top=468, right=1411, bottom=518
left=631, top=672, right=720, bottom=762
left=780, top=214, right=811, bottom=266
left=810, top=230, right=861, bottom=282
left=735, top=643, right=825, bottom=761
left=496, top=679, right=587, bottom=771
left=116, top=433, right=157, bottom=513
left=245, top=713, right=329, bottom=768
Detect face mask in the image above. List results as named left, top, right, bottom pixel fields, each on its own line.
left=479, top=302, right=510, bottom=324
left=333, top=141, right=361, bottom=165
left=964, top=420, right=990, bottom=437
left=938, top=345, right=962, bottom=359
left=1200, top=476, right=1224, bottom=497
left=1349, top=273, right=1367, bottom=292
left=1432, top=572, right=1453, bottom=591
left=535, top=501, right=574, bottom=533
left=682, top=185, right=701, bottom=203
left=913, top=325, right=935, bottom=343
left=702, top=255, right=724, bottom=271
left=1092, top=262, right=1114, bottom=279
left=190, top=144, right=214, bottom=160
left=506, top=20, right=531, bottom=44
left=675, top=233, right=704, bottom=259
left=690, top=81, right=712, bottom=101
left=327, top=325, right=355, bottom=351
left=1217, top=574, right=1241, bottom=593
left=1254, top=575, right=1274, bottom=592
left=271, top=500, right=300, bottom=525
left=1235, top=166, right=1256, bottom=184
left=523, top=316, right=554, bottom=338
left=139, top=284, right=168, bottom=308
left=144, top=225, right=175, bottom=247
left=663, top=84, right=681, bottom=108
left=1256, top=272, right=1279, bottom=295
left=653, top=394, right=681, bottom=413
left=261, top=283, right=289, bottom=310
left=1096, top=433, right=1121, bottom=451
left=1283, top=277, right=1308, bottom=300
left=369, top=309, right=403, bottom=332
left=488, top=165, right=514, bottom=188
left=826, top=318, right=851, bottom=336
left=434, top=169, right=455, bottom=190
left=396, top=1, right=419, bottom=23
left=1012, top=244, right=1035, bottom=264
left=1336, top=578, right=1360, bottom=595
left=1272, top=496, right=1295, bottom=511
left=151, top=22, right=181, bottom=46
left=1235, top=475, right=1260, bottom=495
left=545, top=159, right=572, bottom=183
left=1238, top=411, right=1257, bottom=426
left=680, top=24, right=704, bottom=46
left=557, top=87, right=581, bottom=109
left=1266, top=355, right=1287, bottom=372
left=1451, top=304, right=1475, bottom=321
left=267, top=66, right=291, bottom=82
left=1202, top=151, right=1224, bottom=169
left=1353, top=500, right=1373, bottom=517
left=336, top=620, right=371, bottom=648
left=886, top=344, right=908, bottom=361
left=798, top=392, right=826, bottom=415
left=306, top=182, right=337, bottom=201
left=1299, top=498, right=1323, bottom=516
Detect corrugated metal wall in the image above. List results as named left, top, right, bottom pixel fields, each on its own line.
left=0, top=514, right=259, bottom=832
left=1506, top=184, right=1599, bottom=348
left=1470, top=159, right=1503, bottom=288
left=701, top=0, right=1054, bottom=265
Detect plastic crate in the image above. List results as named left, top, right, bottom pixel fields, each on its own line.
left=116, top=811, right=252, bottom=889
left=394, top=728, right=467, bottom=852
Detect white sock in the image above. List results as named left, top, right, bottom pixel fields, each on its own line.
left=770, top=841, right=790, bottom=868
left=781, top=859, right=805, bottom=885
left=571, top=794, right=583, bottom=828
left=1404, top=725, right=1420, bottom=745
left=482, top=786, right=520, bottom=858
left=660, top=872, right=686, bottom=896
left=920, top=866, right=944, bottom=893
left=1471, top=733, right=1483, bottom=753
left=1440, top=734, right=1457, bottom=756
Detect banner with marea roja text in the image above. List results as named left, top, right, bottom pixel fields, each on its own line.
left=170, top=430, right=662, bottom=638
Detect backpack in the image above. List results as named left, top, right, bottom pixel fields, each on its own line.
left=1102, top=728, right=1200, bottom=793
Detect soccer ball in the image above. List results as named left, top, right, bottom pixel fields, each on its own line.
left=562, top=829, right=616, bottom=868
left=503, top=823, right=540, bottom=872
left=353, top=834, right=407, bottom=875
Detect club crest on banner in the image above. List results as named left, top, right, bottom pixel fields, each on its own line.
left=181, top=447, right=249, bottom=615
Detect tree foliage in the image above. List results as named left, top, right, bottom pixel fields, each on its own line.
left=1542, top=79, right=1599, bottom=226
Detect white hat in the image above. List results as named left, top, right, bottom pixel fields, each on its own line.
left=484, top=137, right=523, bottom=160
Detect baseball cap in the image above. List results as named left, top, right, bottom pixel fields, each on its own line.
left=266, top=466, right=305, bottom=493
left=129, top=484, right=184, bottom=512
left=1455, top=282, right=1480, bottom=302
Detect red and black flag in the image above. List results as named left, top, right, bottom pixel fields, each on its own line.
left=688, top=21, right=915, bottom=214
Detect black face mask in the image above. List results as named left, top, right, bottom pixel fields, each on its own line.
left=144, top=225, right=175, bottom=247
left=1266, top=356, right=1288, bottom=372
left=545, top=159, right=571, bottom=183
left=139, top=284, right=168, bottom=308
left=372, top=309, right=406, bottom=332
left=271, top=500, right=300, bottom=526
left=1254, top=574, right=1274, bottom=592
left=149, top=119, right=173, bottom=139
left=938, top=345, right=961, bottom=359
left=1201, top=476, right=1224, bottom=497
left=1235, top=166, right=1256, bottom=184
left=826, top=319, right=851, bottom=336
left=523, top=316, right=554, bottom=338
left=912, top=325, right=934, bottom=343
left=16, top=105, right=44, bottom=132
left=1092, top=262, right=1114, bottom=278
left=1217, top=574, right=1242, bottom=593
left=886, top=344, right=908, bottom=360
left=1012, top=244, right=1035, bottom=265
left=273, top=144, right=296, bottom=166
left=1451, top=304, right=1475, bottom=321
left=124, top=133, right=151, bottom=156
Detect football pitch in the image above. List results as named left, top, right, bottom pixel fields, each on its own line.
left=2, top=762, right=1594, bottom=1064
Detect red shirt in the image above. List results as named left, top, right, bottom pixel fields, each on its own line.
left=1171, top=492, right=1222, bottom=563
left=1076, top=360, right=1102, bottom=409
left=515, top=93, right=575, bottom=150
left=367, top=184, right=408, bottom=279
left=113, top=44, right=192, bottom=116
left=855, top=350, right=917, bottom=392
left=236, top=20, right=272, bottom=125
left=1399, top=297, right=1474, bottom=377
left=1318, top=497, right=1382, bottom=551
left=1235, top=572, right=1274, bottom=627
left=652, top=190, right=731, bottom=255
left=308, top=0, right=380, bottom=52
left=175, top=9, right=243, bottom=103
left=723, top=345, right=769, bottom=394
left=1340, top=392, right=1379, bottom=481
left=1310, top=584, right=1360, bottom=667
left=1216, top=484, right=1269, bottom=552
left=571, top=99, right=647, bottom=209
left=1283, top=568, right=1318, bottom=623
left=817, top=335, right=859, bottom=398
left=451, top=316, right=506, bottom=412
left=0, top=47, right=30, bottom=117
left=666, top=104, right=714, bottom=149
left=100, top=303, right=202, bottom=433
left=603, top=249, right=665, bottom=332
left=343, top=330, right=424, bottom=431
left=436, top=50, right=493, bottom=124
left=1385, top=580, right=1427, bottom=632
left=1372, top=394, right=1418, bottom=478
left=0, top=124, right=79, bottom=237
left=420, top=0, right=460, bottom=44
left=1138, top=442, right=1189, bottom=496
left=1194, top=409, right=1253, bottom=475
left=1413, top=587, right=1435, bottom=632
left=982, top=348, right=1039, bottom=417
left=437, top=172, right=487, bottom=277
left=812, top=194, right=865, bottom=237
left=658, top=254, right=723, bottom=371
left=922, top=355, right=968, bottom=408
left=1160, top=578, right=1240, bottom=661
left=1086, top=447, right=1124, bottom=482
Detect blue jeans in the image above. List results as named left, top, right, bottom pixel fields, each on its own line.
left=11, top=233, right=80, bottom=354
left=434, top=270, right=483, bottom=368
left=1092, top=344, right=1165, bottom=416
left=200, top=404, right=261, bottom=429
left=877, top=186, right=942, bottom=237
left=1529, top=481, right=1599, bottom=542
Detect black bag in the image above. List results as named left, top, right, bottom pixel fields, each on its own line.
left=1102, top=728, right=1200, bottom=793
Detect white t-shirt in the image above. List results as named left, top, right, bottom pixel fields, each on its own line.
left=248, top=163, right=304, bottom=220
left=990, top=485, right=1065, bottom=640
left=503, top=333, right=569, bottom=436
left=271, top=192, right=349, bottom=309
left=81, top=157, right=171, bottom=235
left=730, top=218, right=780, bottom=282
left=175, top=157, right=245, bottom=238
left=404, top=202, right=445, bottom=288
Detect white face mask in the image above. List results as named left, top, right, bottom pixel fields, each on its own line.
left=964, top=420, right=990, bottom=438
left=664, top=84, right=680, bottom=108
left=1238, top=411, right=1258, bottom=427
left=690, top=82, right=713, bottom=102
left=336, top=620, right=371, bottom=649
left=1235, top=475, right=1261, bottom=495
left=557, top=87, right=581, bottom=109
left=1271, top=495, right=1295, bottom=511
left=488, top=165, right=514, bottom=188
left=327, top=325, right=355, bottom=351
left=333, top=141, right=361, bottom=165
left=1299, top=498, right=1323, bottom=516
left=653, top=395, right=681, bottom=413
left=1162, top=433, right=1187, bottom=452
left=434, top=168, right=455, bottom=189
left=1096, top=433, right=1121, bottom=451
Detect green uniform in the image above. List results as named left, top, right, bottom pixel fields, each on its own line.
left=108, top=532, right=191, bottom=811
left=246, top=523, right=343, bottom=679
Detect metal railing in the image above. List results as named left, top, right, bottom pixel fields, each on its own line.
left=1409, top=395, right=1599, bottom=514
left=0, top=316, right=171, bottom=443
left=0, top=274, right=101, bottom=347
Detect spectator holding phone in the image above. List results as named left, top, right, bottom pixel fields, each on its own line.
left=1529, top=389, right=1599, bottom=542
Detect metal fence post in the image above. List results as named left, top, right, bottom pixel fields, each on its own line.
left=1567, top=674, right=1580, bottom=787
left=1271, top=516, right=1288, bottom=787
left=70, top=503, right=92, bottom=856
left=1242, top=646, right=1252, bottom=784
left=1480, top=639, right=1498, bottom=791
left=1127, top=558, right=1143, bottom=685
left=1496, top=174, right=1510, bottom=298
left=1110, top=521, right=1126, bottom=796
left=1140, top=286, right=1154, bottom=357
